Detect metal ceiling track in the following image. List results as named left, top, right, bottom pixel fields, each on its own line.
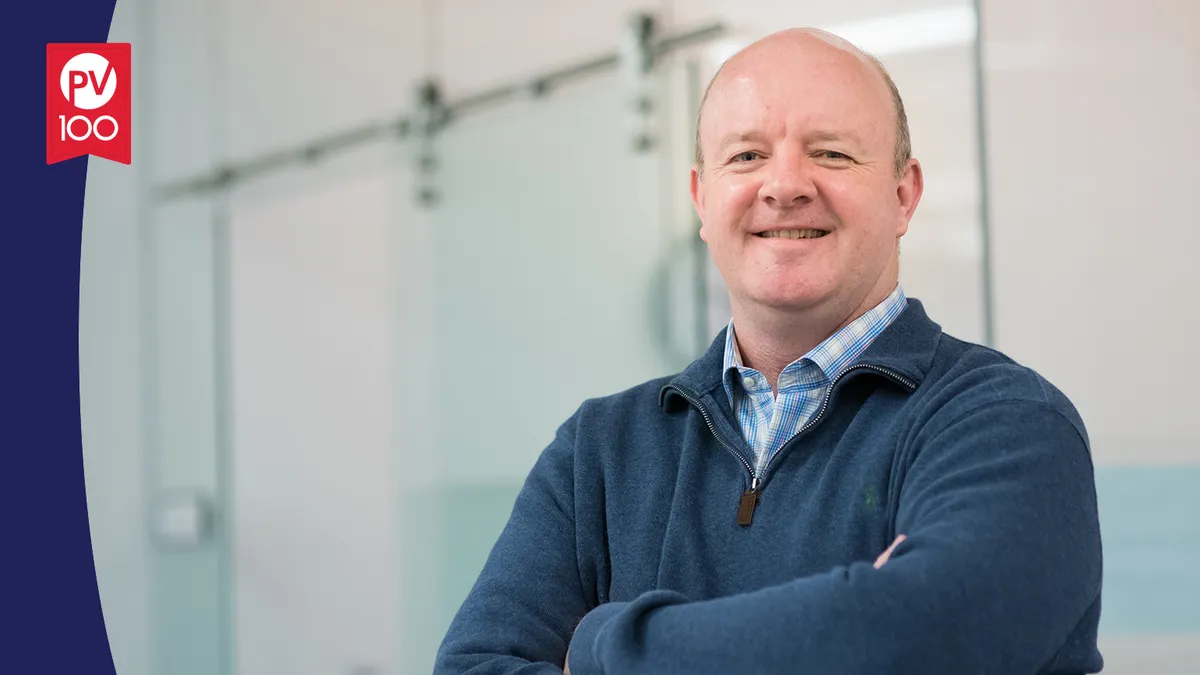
left=154, top=14, right=727, bottom=203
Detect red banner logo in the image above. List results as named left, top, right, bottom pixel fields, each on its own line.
left=47, top=43, right=131, bottom=165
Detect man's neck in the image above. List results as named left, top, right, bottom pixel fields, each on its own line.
left=731, top=285, right=896, bottom=391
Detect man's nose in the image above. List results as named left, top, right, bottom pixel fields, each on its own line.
left=759, top=153, right=815, bottom=208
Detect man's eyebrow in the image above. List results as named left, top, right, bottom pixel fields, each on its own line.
left=715, top=130, right=864, bottom=150
left=715, top=131, right=765, bottom=149
left=806, top=130, right=861, bottom=145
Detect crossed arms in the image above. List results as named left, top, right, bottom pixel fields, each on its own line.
left=435, top=399, right=1103, bottom=675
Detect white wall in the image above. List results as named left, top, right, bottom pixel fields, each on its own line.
left=980, top=0, right=1200, bottom=667
left=225, top=150, right=404, bottom=675
left=982, top=0, right=1200, bottom=467
left=211, top=2, right=426, bottom=674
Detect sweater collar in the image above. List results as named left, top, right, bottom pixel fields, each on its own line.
left=660, top=298, right=942, bottom=410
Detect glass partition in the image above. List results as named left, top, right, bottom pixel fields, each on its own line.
left=147, top=198, right=232, bottom=675
left=400, top=68, right=685, bottom=672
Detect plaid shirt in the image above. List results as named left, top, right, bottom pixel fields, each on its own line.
left=722, top=286, right=907, bottom=477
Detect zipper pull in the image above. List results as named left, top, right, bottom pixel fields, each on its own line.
left=737, top=477, right=760, bottom=527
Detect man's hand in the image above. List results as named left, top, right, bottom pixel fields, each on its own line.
left=874, top=534, right=906, bottom=569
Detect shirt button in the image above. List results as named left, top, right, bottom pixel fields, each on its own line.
left=742, top=376, right=756, bottom=390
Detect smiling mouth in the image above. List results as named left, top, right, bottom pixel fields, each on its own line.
left=756, top=229, right=829, bottom=240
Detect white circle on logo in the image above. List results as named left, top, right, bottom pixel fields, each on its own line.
left=93, top=115, right=119, bottom=141
left=60, top=53, right=117, bottom=110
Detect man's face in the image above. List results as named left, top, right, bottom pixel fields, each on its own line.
left=691, top=37, right=921, bottom=317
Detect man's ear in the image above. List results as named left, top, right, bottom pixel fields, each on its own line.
left=895, top=158, right=924, bottom=237
left=691, top=165, right=708, bottom=242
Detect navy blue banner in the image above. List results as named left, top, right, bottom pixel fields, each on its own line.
left=0, top=1, right=120, bottom=673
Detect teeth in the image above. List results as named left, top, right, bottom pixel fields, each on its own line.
left=761, top=229, right=826, bottom=239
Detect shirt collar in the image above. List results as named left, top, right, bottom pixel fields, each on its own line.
left=660, top=295, right=939, bottom=413
left=722, top=285, right=908, bottom=394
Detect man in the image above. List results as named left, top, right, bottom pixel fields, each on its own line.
left=435, top=27, right=1103, bottom=675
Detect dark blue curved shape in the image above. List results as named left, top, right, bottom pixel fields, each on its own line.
left=0, top=1, right=119, bottom=673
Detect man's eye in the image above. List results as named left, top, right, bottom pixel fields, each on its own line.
left=818, top=151, right=850, bottom=160
left=731, top=151, right=761, bottom=163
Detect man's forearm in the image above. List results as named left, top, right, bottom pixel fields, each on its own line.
left=567, top=540, right=1097, bottom=674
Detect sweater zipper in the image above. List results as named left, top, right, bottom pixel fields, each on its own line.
left=758, top=364, right=917, bottom=483
left=665, top=364, right=916, bottom=528
left=663, top=385, right=756, bottom=488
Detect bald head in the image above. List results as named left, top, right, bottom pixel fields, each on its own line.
left=694, top=28, right=911, bottom=178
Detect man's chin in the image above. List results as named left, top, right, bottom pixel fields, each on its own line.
left=742, top=286, right=832, bottom=314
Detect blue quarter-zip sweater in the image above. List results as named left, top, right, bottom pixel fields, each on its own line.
left=435, top=299, right=1104, bottom=674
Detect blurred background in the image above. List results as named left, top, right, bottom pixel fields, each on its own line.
left=79, top=0, right=1199, bottom=673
